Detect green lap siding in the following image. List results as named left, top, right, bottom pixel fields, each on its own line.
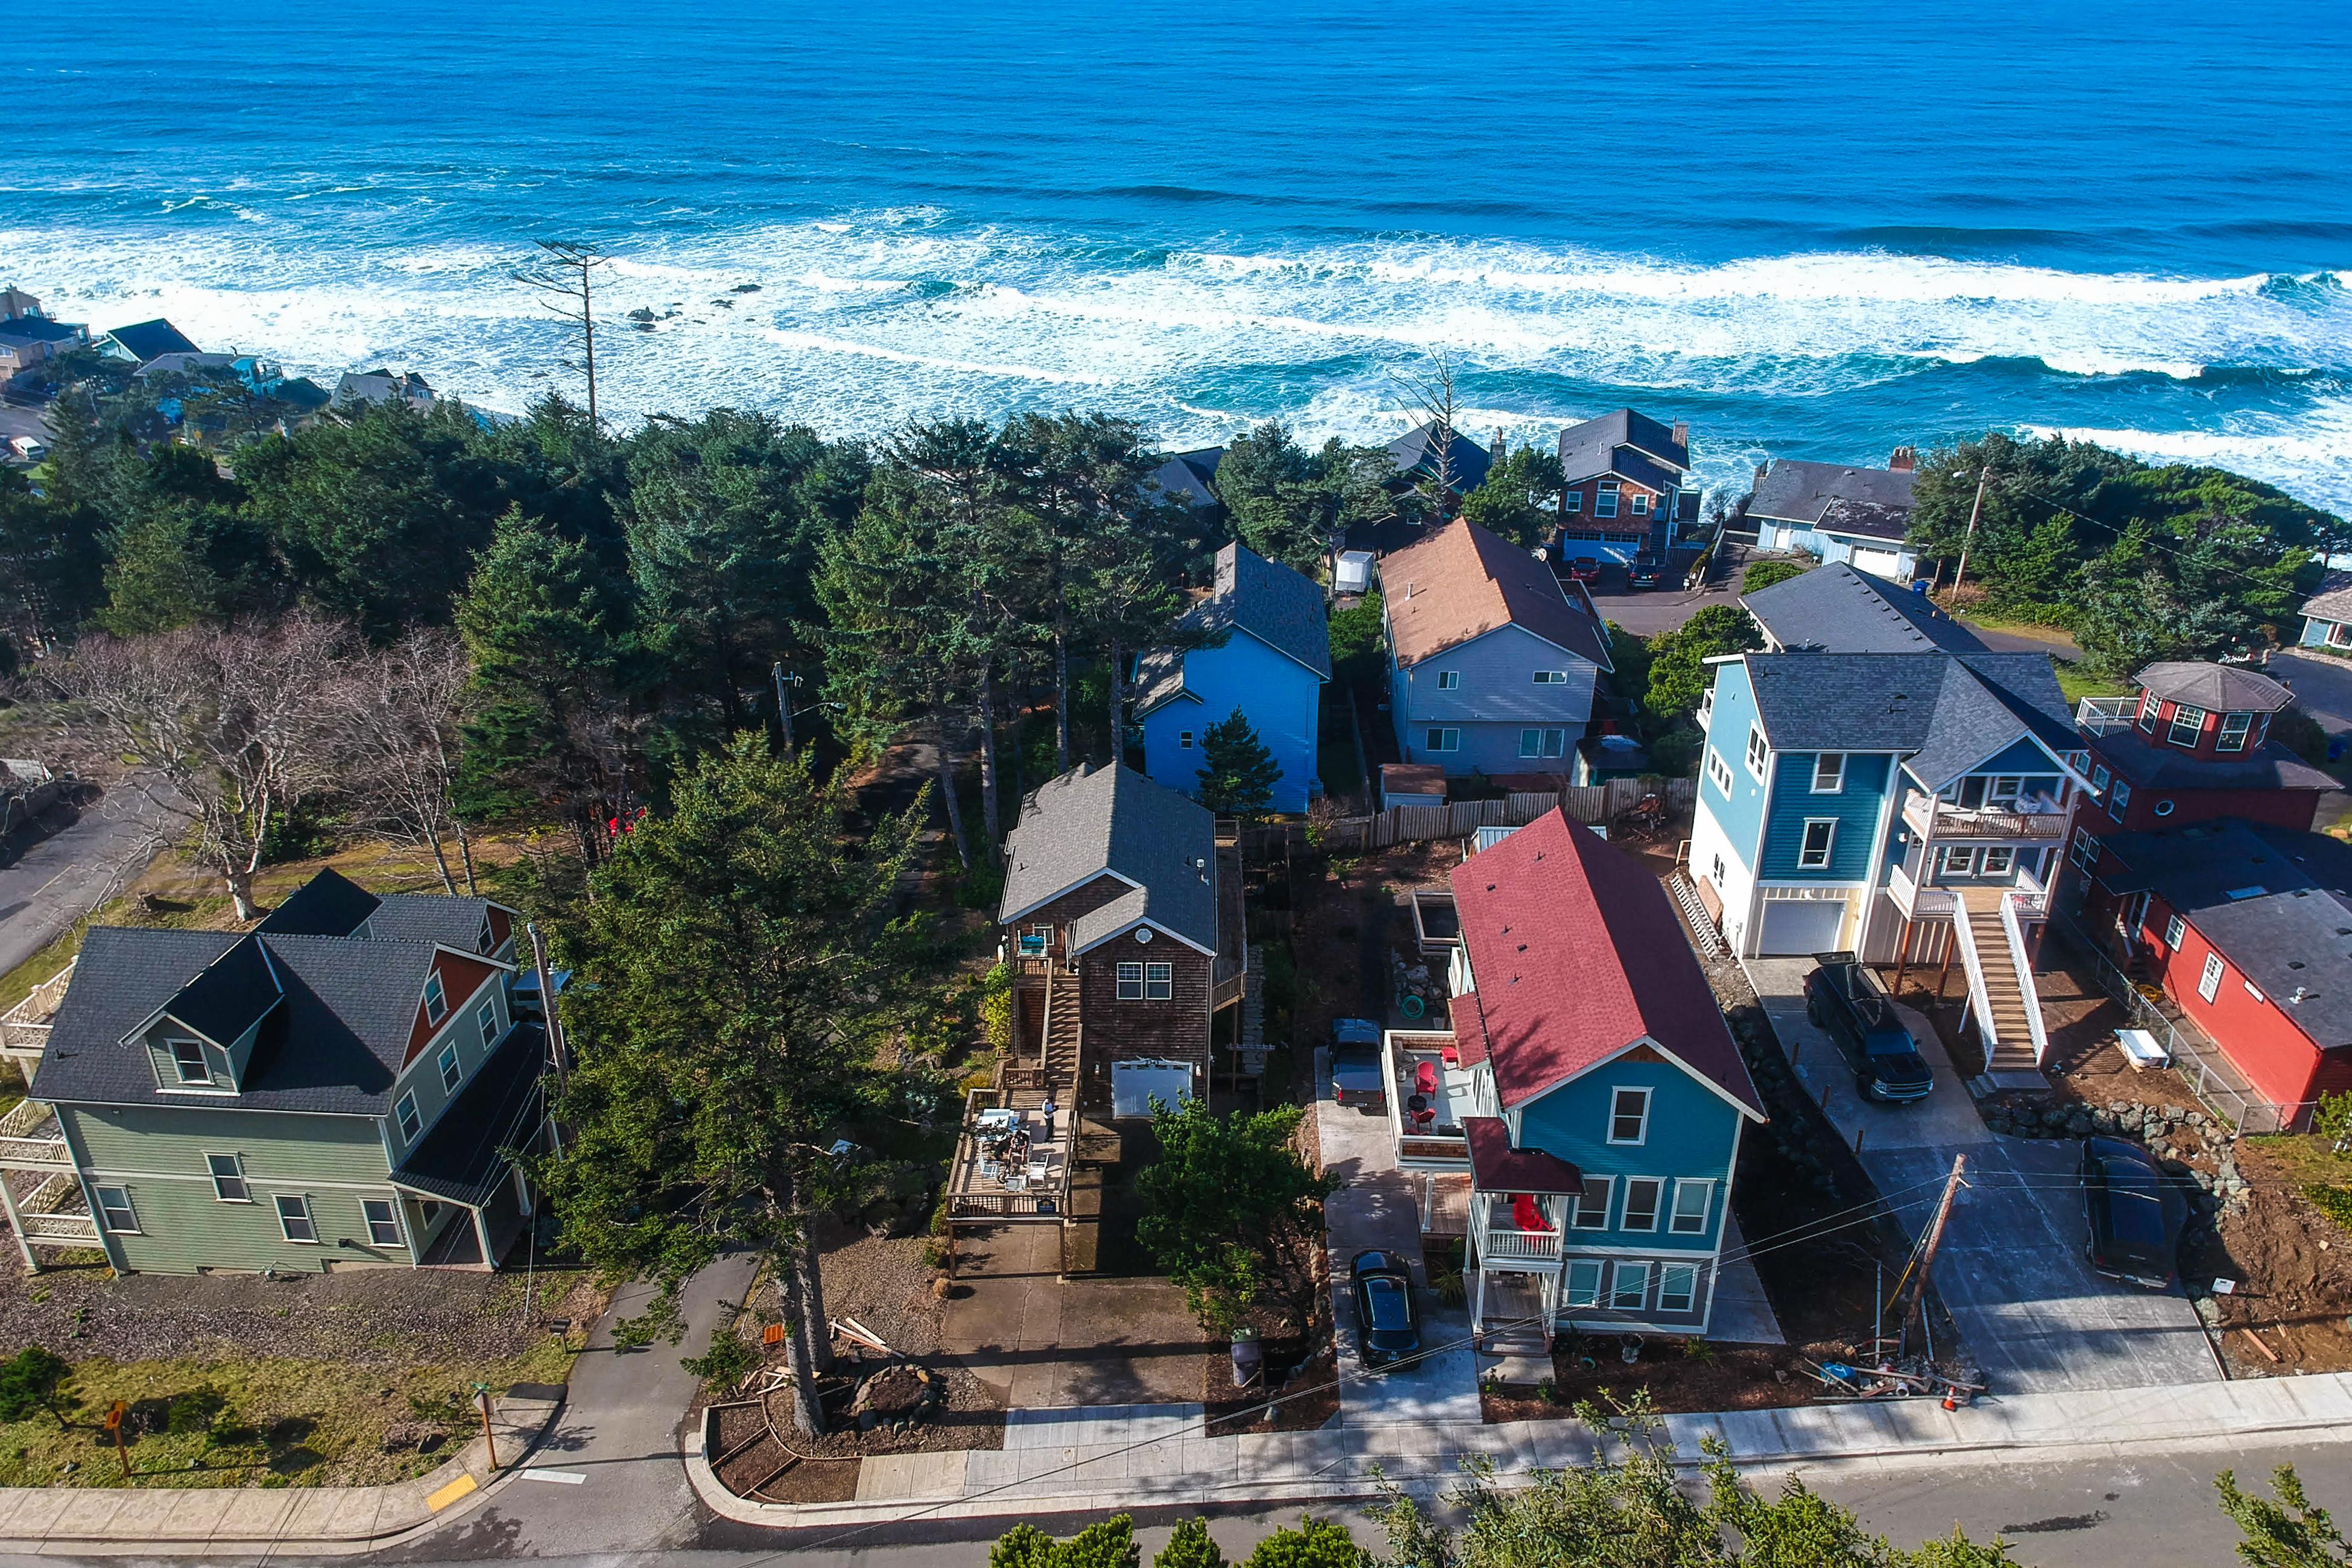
left=57, top=1105, right=403, bottom=1276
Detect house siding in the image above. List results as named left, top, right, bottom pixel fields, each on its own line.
left=383, top=967, right=515, bottom=1165
left=1138, top=628, right=1322, bottom=814
left=1760, top=752, right=1891, bottom=882
left=1389, top=624, right=1600, bottom=777
left=60, top=1106, right=402, bottom=1276
left=1076, top=926, right=1213, bottom=1084
left=2133, top=896, right=2331, bottom=1114
left=1513, top=1058, right=1742, bottom=1254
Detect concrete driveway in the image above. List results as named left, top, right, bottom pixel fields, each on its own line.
left=1743, top=958, right=2221, bottom=1393
left=2275, top=649, right=2352, bottom=742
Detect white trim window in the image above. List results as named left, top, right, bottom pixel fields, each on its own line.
left=1610, top=1260, right=1650, bottom=1310
left=206, top=1152, right=250, bottom=1203
left=1437, top=670, right=1461, bottom=691
left=1705, top=749, right=1734, bottom=794
left=1608, top=1086, right=1651, bottom=1145
left=1658, top=1262, right=1699, bottom=1314
left=1620, top=1177, right=1663, bottom=1233
left=363, top=1198, right=402, bottom=1247
left=396, top=1093, right=422, bottom=1142
left=1531, top=669, right=1570, bottom=686
left=478, top=911, right=497, bottom=955
left=1563, top=488, right=1584, bottom=513
left=1812, top=753, right=1845, bottom=793
left=1116, top=962, right=1145, bottom=1001
left=2168, top=703, right=2207, bottom=748
left=476, top=999, right=499, bottom=1051
left=1564, top=1257, right=1603, bottom=1306
left=1519, top=727, right=1567, bottom=759
left=95, top=1186, right=139, bottom=1234
left=1145, top=961, right=1172, bottom=1001
left=1798, top=818, right=1837, bottom=870
left=168, top=1037, right=212, bottom=1086
left=275, top=1194, right=318, bottom=1244
left=2198, top=952, right=2225, bottom=1004
left=2138, top=691, right=2160, bottom=732
left=1938, top=845, right=1979, bottom=877
left=1596, top=479, right=1620, bottom=519
left=1981, top=846, right=2015, bottom=877
left=437, top=1042, right=463, bottom=1095
left=2091, top=763, right=2111, bottom=797
left=1631, top=492, right=1651, bottom=516
left=1570, top=1176, right=1614, bottom=1230
left=2109, top=779, right=2132, bottom=820
left=2218, top=712, right=2254, bottom=752
left=1669, top=1179, right=1714, bottom=1234
left=1426, top=727, right=1461, bottom=753
left=2070, top=827, right=2099, bottom=871
left=2164, top=914, right=2187, bottom=949
left=423, top=972, right=447, bottom=1025
left=1745, top=726, right=1769, bottom=782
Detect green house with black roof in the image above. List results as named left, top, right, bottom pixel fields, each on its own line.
left=0, top=868, right=554, bottom=1275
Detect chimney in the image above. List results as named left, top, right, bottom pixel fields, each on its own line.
left=1494, top=429, right=1508, bottom=461
left=1889, top=446, right=1917, bottom=473
left=1754, top=461, right=1770, bottom=487
left=1672, top=420, right=1690, bottom=450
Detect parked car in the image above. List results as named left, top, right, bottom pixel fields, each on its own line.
left=1350, top=1249, right=1420, bottom=1369
left=1804, top=952, right=1934, bottom=1102
left=2080, top=1136, right=2187, bottom=1289
left=1331, top=1017, right=1385, bottom=1110
left=1624, top=552, right=1664, bottom=590
left=1555, top=553, right=1604, bottom=586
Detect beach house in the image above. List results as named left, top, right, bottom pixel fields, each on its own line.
left=1555, top=409, right=1701, bottom=563
left=1745, top=450, right=1921, bottom=582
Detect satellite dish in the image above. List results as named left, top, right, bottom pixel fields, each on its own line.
left=1134, top=927, right=1154, bottom=944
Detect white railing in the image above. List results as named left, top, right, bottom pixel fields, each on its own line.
left=1901, top=794, right=2070, bottom=841
left=1950, top=893, right=2002, bottom=1060
left=2076, top=695, right=2137, bottom=735
left=1889, top=862, right=1957, bottom=920
left=18, top=1172, right=97, bottom=1240
left=0, top=959, right=75, bottom=1069
left=1997, top=892, right=2052, bottom=1067
left=0, top=1099, right=72, bottom=1171
left=1475, top=1191, right=1567, bottom=1262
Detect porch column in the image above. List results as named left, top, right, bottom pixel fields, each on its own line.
left=470, top=1203, right=494, bottom=1270
left=0, top=1170, right=38, bottom=1273
left=1891, top=919, right=1914, bottom=996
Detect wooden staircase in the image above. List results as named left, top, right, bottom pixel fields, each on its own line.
left=1962, top=891, right=2040, bottom=1073
left=1042, top=970, right=1083, bottom=1086
left=1473, top=1274, right=1553, bottom=1385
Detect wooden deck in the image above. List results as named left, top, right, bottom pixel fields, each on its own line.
left=945, top=1087, right=1078, bottom=1225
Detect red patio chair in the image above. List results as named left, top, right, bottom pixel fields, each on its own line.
left=1414, top=1060, right=1438, bottom=1097
left=1510, top=1192, right=1550, bottom=1233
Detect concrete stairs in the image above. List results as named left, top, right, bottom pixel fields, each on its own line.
left=1962, top=893, right=2041, bottom=1073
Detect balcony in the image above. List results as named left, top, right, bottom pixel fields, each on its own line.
left=16, top=1172, right=98, bottom=1243
left=1382, top=1029, right=1475, bottom=1168
left=2077, top=695, right=2137, bottom=736
left=1900, top=793, right=2070, bottom=842
left=1888, top=862, right=1957, bottom=920
left=0, top=1099, right=73, bottom=1171
left=0, top=958, right=74, bottom=1070
left=1473, top=1189, right=1566, bottom=1265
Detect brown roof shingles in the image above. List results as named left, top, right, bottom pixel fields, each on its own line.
left=1379, top=518, right=1611, bottom=670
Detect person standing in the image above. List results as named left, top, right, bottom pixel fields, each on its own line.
left=1040, top=1096, right=1058, bottom=1141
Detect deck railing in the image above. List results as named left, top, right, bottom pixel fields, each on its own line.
left=18, top=1172, right=98, bottom=1241
left=0, top=959, right=75, bottom=1068
left=0, top=1099, right=73, bottom=1171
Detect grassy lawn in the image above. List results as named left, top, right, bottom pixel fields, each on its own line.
left=2054, top=660, right=2132, bottom=707
left=2243, top=1133, right=2352, bottom=1190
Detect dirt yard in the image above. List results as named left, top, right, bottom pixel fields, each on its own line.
left=1483, top=1340, right=1816, bottom=1422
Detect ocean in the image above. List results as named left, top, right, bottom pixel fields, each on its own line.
left=7, top=0, right=2351, bottom=511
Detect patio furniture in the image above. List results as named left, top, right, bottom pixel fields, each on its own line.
left=1411, top=1105, right=1436, bottom=1130
left=979, top=1159, right=1002, bottom=1183
left=1027, top=1159, right=1049, bottom=1184
left=1415, top=1060, right=1439, bottom=1097
left=1510, top=1192, right=1551, bottom=1233
left=1003, top=1169, right=1029, bottom=1193
left=976, top=1107, right=1017, bottom=1136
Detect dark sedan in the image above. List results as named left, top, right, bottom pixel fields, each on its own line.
left=1350, top=1249, right=1420, bottom=1369
left=1624, top=552, right=1665, bottom=589
left=2081, top=1136, right=2187, bottom=1289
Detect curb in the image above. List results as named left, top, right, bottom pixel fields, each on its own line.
left=0, top=1390, right=567, bottom=1557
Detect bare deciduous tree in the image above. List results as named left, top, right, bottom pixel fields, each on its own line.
left=40, top=615, right=350, bottom=920
left=332, top=627, right=479, bottom=896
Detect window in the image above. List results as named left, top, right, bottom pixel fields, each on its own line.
left=2218, top=712, right=2254, bottom=752
left=1705, top=749, right=1734, bottom=794
left=2122, top=891, right=2151, bottom=937
left=423, top=973, right=447, bottom=1025
left=1596, top=481, right=1620, bottom=519
left=2138, top=692, right=2160, bottom=733
left=1798, top=819, right=1836, bottom=868
left=2169, top=703, right=2206, bottom=748
left=168, top=1038, right=212, bottom=1086
left=363, top=1198, right=401, bottom=1248
left=1631, top=492, right=1650, bottom=516
left=396, top=1093, right=421, bottom=1142
left=1563, top=488, right=1583, bottom=513
left=1564, top=1258, right=1603, bottom=1307
left=1937, top=845, right=1978, bottom=877
left=1669, top=1180, right=1713, bottom=1234
left=95, top=1186, right=139, bottom=1234
left=2070, top=827, right=2099, bottom=871
left=1116, top=962, right=1145, bottom=1001
left=477, top=912, right=496, bottom=955
left=2199, top=952, right=2225, bottom=1004
left=1437, top=670, right=1461, bottom=691
left=2109, top=779, right=2131, bottom=820
left=1621, top=1177, right=1663, bottom=1233
left=1610, top=1261, right=1651, bottom=1311
left=1987, top=776, right=2022, bottom=805
left=1426, top=727, right=1461, bottom=753
left=476, top=1000, right=498, bottom=1051
left=1519, top=727, right=1567, bottom=759
left=437, top=1042, right=463, bottom=1094
left=1609, top=1086, right=1651, bottom=1145
left=2091, top=763, right=2111, bottom=796
left=1532, top=669, right=1569, bottom=686
left=1812, top=753, right=1844, bottom=794
left=1745, top=726, right=1769, bottom=781
left=1145, top=962, right=1172, bottom=1001
left=206, top=1153, right=250, bottom=1203
left=1178, top=730, right=1194, bottom=750
left=1981, top=847, right=2015, bottom=877
left=1658, top=1263, right=1699, bottom=1314
left=2164, top=914, right=2187, bottom=949
left=275, top=1194, right=317, bottom=1244
left=1709, top=853, right=1725, bottom=887
left=1570, top=1177, right=1614, bottom=1230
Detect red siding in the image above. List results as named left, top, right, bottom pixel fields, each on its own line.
left=2132, top=896, right=2326, bottom=1110
left=402, top=952, right=505, bottom=1066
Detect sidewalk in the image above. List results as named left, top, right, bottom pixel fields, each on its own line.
left=690, top=1368, right=2352, bottom=1529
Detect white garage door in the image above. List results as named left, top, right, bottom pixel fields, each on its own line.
left=1111, top=1060, right=1195, bottom=1119
left=1758, top=897, right=1848, bottom=956
left=1851, top=546, right=1905, bottom=580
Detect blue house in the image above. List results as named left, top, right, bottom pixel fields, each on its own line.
left=1745, top=452, right=1921, bottom=583
left=1133, top=542, right=1330, bottom=815
left=2300, top=572, right=2352, bottom=654
left=1381, top=810, right=1765, bottom=1344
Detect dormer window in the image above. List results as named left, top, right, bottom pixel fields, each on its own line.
left=169, top=1038, right=212, bottom=1085
left=2137, top=691, right=2160, bottom=733
left=2167, top=703, right=2206, bottom=748
left=423, top=973, right=447, bottom=1025
left=478, top=912, right=496, bottom=954
left=2217, top=712, right=2253, bottom=753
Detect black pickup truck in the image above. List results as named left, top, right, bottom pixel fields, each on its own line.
left=1803, top=952, right=1934, bottom=1103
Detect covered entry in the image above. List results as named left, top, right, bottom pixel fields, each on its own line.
left=1756, top=891, right=1850, bottom=956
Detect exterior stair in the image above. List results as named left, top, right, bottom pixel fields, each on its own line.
left=1042, top=970, right=1083, bottom=1087
left=1667, top=873, right=1725, bottom=959
left=1961, top=892, right=2042, bottom=1073
left=1473, top=1274, right=1554, bottom=1386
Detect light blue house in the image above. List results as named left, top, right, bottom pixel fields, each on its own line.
left=1133, top=542, right=1330, bottom=815
left=1745, top=453, right=1921, bottom=583
left=2300, top=573, right=2352, bottom=654
left=1380, top=810, right=1765, bottom=1347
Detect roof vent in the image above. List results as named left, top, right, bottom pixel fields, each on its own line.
left=2294, top=987, right=2311, bottom=1005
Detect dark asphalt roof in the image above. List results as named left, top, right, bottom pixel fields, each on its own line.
left=1463, top=1116, right=1582, bottom=1195
left=1742, top=651, right=2076, bottom=786
left=2090, top=729, right=2341, bottom=795
left=1748, top=458, right=1917, bottom=531
left=1145, top=447, right=1224, bottom=509
left=368, top=894, right=502, bottom=951
left=394, top=1023, right=547, bottom=1206
left=103, top=318, right=201, bottom=361
left=1557, top=408, right=1689, bottom=484
left=34, top=928, right=243, bottom=1095
left=258, top=867, right=381, bottom=937
left=0, top=317, right=82, bottom=346
left=151, top=934, right=282, bottom=1047
left=1387, top=422, right=1493, bottom=492
left=1743, top=563, right=1985, bottom=653
left=2098, top=821, right=2352, bottom=1046
left=2303, top=572, right=2352, bottom=624
left=1136, top=542, right=1331, bottom=715
left=2135, top=662, right=2298, bottom=715
left=998, top=763, right=1218, bottom=953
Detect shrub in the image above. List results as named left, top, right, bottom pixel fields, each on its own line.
left=681, top=1327, right=762, bottom=1391
left=990, top=1513, right=1140, bottom=1568
left=0, top=1347, right=74, bottom=1429
left=1742, top=559, right=1809, bottom=594
left=980, top=963, right=1015, bottom=1054
left=1154, top=1518, right=1228, bottom=1568
left=1242, top=1517, right=1366, bottom=1568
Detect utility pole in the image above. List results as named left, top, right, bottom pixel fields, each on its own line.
left=514, top=241, right=610, bottom=425
left=1950, top=467, right=1990, bottom=598
left=773, top=662, right=795, bottom=752
left=527, top=922, right=568, bottom=1093
left=1900, top=1153, right=1968, bottom=1353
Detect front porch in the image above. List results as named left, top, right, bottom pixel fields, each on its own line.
left=944, top=1086, right=1081, bottom=1225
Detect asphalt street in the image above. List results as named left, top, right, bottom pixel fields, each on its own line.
left=0, top=779, right=177, bottom=979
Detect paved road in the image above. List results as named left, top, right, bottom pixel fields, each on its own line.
left=2274, top=648, right=2352, bottom=741
left=0, top=781, right=177, bottom=980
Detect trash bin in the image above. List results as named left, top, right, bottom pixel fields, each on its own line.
left=1231, top=1327, right=1263, bottom=1388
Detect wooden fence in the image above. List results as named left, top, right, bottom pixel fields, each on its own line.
left=1323, top=776, right=1696, bottom=853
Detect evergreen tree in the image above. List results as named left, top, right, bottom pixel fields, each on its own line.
left=2217, top=1465, right=2352, bottom=1568
left=1155, top=1519, right=1230, bottom=1568
left=1460, top=444, right=1564, bottom=551
left=1134, top=1098, right=1335, bottom=1335
left=1195, top=707, right=1283, bottom=820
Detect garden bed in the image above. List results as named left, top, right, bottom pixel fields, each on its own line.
left=1482, top=1339, right=1815, bottom=1421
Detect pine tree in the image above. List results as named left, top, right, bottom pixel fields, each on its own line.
left=1195, top=707, right=1283, bottom=821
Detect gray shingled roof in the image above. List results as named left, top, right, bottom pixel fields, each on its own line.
left=2303, top=571, right=2352, bottom=624
left=150, top=934, right=282, bottom=1047
left=1557, top=408, right=1689, bottom=484
left=394, top=1023, right=545, bottom=1204
left=1748, top=458, right=1917, bottom=532
left=2135, top=662, right=2298, bottom=715
left=103, top=318, right=201, bottom=361
left=2091, top=729, right=2341, bottom=795
left=1146, top=447, right=1224, bottom=510
left=1743, top=563, right=1985, bottom=653
left=1387, top=423, right=1493, bottom=493
left=368, top=893, right=501, bottom=950
left=998, top=763, right=1218, bottom=953
left=2096, top=821, right=2352, bottom=1046
left=1135, top=543, right=1331, bottom=717
left=258, top=866, right=381, bottom=937
left=1742, top=651, right=2075, bottom=788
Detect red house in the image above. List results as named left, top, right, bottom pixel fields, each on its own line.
left=2073, top=661, right=2334, bottom=839
left=2079, top=820, right=2352, bottom=1124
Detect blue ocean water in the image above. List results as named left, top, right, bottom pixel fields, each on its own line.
left=6, top=0, right=2351, bottom=509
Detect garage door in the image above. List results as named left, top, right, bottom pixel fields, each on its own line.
left=1758, top=897, right=1848, bottom=956
left=1111, top=1060, right=1195, bottom=1119
left=1851, top=546, right=1905, bottom=580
